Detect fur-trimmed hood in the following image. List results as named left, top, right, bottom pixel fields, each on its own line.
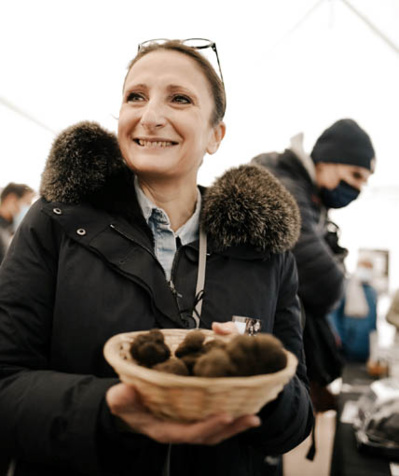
left=41, top=122, right=300, bottom=253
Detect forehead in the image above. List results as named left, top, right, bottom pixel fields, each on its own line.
left=125, top=50, right=211, bottom=94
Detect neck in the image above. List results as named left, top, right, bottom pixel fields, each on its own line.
left=137, top=176, right=198, bottom=232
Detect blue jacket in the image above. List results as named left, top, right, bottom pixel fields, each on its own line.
left=328, top=283, right=377, bottom=362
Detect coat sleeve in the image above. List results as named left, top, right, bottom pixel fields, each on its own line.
left=241, top=252, right=314, bottom=454
left=285, top=177, right=346, bottom=317
left=0, top=201, right=120, bottom=474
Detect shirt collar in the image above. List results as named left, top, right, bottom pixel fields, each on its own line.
left=134, top=176, right=201, bottom=245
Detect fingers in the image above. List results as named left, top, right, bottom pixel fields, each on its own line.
left=142, top=413, right=232, bottom=444
left=145, top=414, right=261, bottom=445
left=106, top=383, right=261, bottom=446
left=212, top=321, right=239, bottom=335
left=204, top=415, right=261, bottom=445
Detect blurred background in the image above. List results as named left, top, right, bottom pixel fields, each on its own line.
left=1, top=0, right=398, bottom=290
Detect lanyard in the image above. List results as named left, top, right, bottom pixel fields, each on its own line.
left=192, top=227, right=207, bottom=328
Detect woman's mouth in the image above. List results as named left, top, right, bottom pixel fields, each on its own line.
left=134, top=139, right=177, bottom=148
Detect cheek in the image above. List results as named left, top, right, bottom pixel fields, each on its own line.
left=117, top=114, right=136, bottom=153
left=118, top=107, right=139, bottom=135
left=117, top=112, right=129, bottom=137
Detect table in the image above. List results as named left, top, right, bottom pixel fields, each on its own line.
left=330, top=363, right=394, bottom=476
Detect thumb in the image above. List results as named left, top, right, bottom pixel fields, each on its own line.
left=106, top=382, right=138, bottom=412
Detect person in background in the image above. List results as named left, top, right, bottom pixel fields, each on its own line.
left=328, top=258, right=378, bottom=362
left=387, top=288, right=399, bottom=333
left=252, top=118, right=376, bottom=412
left=0, top=183, right=34, bottom=475
left=0, top=182, right=35, bottom=264
left=0, top=39, right=313, bottom=475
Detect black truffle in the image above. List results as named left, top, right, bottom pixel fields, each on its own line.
left=130, top=330, right=171, bottom=367
left=226, top=334, right=287, bottom=376
left=175, top=330, right=206, bottom=358
left=153, top=358, right=189, bottom=376
left=193, top=348, right=235, bottom=377
left=203, top=339, right=227, bottom=352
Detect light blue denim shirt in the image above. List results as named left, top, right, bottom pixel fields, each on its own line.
left=134, top=177, right=201, bottom=281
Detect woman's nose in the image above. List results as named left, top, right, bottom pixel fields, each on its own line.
left=140, top=101, right=166, bottom=130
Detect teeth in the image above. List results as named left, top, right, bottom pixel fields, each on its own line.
left=137, top=139, right=174, bottom=148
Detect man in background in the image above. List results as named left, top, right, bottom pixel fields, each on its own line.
left=252, top=119, right=376, bottom=411
left=0, top=182, right=35, bottom=264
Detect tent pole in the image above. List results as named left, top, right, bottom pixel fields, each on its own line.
left=0, top=96, right=56, bottom=135
left=268, top=0, right=325, bottom=52
left=341, top=0, right=399, bottom=57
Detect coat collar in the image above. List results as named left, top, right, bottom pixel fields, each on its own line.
left=40, top=121, right=301, bottom=254
left=289, top=132, right=317, bottom=184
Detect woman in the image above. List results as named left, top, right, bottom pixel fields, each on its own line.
left=0, top=40, right=313, bottom=475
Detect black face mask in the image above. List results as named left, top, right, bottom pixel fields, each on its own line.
left=320, top=180, right=360, bottom=209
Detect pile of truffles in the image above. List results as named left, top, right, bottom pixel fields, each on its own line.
left=129, top=329, right=287, bottom=378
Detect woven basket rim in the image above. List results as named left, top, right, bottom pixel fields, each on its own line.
left=104, top=329, right=298, bottom=389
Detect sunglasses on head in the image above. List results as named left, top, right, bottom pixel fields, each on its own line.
left=138, top=38, right=224, bottom=84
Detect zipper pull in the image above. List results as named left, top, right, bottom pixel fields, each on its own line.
left=169, top=280, right=182, bottom=298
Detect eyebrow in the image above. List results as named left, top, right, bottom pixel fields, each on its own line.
left=124, top=82, right=200, bottom=104
left=124, top=82, right=146, bottom=92
left=167, top=84, right=199, bottom=100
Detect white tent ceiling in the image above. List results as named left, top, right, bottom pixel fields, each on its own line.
left=1, top=0, right=399, bottom=286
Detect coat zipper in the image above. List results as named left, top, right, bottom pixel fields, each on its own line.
left=169, top=245, right=182, bottom=295
left=111, top=223, right=175, bottom=475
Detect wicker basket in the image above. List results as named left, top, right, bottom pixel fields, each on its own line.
left=104, top=329, right=298, bottom=422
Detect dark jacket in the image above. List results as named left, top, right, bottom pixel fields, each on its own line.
left=252, top=150, right=346, bottom=385
left=0, top=215, right=12, bottom=264
left=0, top=123, right=313, bottom=476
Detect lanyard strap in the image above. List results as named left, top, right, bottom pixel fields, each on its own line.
left=192, top=227, right=207, bottom=328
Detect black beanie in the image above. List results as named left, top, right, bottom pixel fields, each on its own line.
left=310, top=119, right=375, bottom=171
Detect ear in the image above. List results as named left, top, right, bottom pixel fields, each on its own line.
left=206, top=122, right=226, bottom=155
left=370, top=157, right=376, bottom=174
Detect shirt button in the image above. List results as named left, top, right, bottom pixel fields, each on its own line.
left=53, top=208, right=62, bottom=215
left=76, top=228, right=86, bottom=236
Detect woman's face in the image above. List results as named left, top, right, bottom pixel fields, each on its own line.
left=118, top=50, right=225, bottom=183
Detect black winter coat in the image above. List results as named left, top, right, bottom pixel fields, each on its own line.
left=252, top=150, right=346, bottom=385
left=0, top=123, right=313, bottom=476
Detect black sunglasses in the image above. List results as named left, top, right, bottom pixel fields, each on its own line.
left=138, top=38, right=224, bottom=84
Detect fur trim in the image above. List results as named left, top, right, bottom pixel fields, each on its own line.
left=40, top=121, right=125, bottom=203
left=202, top=165, right=301, bottom=253
left=40, top=123, right=300, bottom=253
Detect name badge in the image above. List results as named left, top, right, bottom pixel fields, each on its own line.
left=232, top=316, right=262, bottom=336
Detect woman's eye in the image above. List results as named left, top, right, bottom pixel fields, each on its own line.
left=126, top=92, right=145, bottom=102
left=172, top=94, right=192, bottom=104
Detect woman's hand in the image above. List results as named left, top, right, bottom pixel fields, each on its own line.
left=211, top=321, right=240, bottom=335
left=106, top=383, right=260, bottom=445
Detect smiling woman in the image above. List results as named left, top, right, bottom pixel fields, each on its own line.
left=118, top=47, right=225, bottom=213
left=0, top=39, right=313, bottom=476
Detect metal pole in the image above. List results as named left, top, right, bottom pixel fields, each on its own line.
left=0, top=96, right=56, bottom=135
left=341, top=0, right=399, bottom=57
